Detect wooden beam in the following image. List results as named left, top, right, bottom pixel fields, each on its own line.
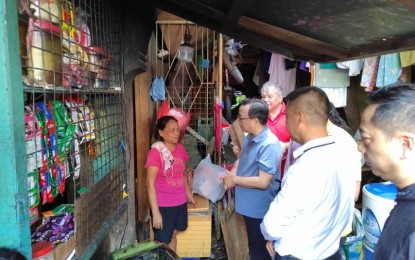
left=224, top=27, right=338, bottom=62
left=224, top=27, right=295, bottom=58
left=395, top=0, right=415, bottom=12
left=153, top=1, right=341, bottom=61
left=233, top=56, right=258, bottom=64
left=348, top=35, right=415, bottom=59
left=153, top=0, right=225, bottom=27
left=135, top=72, right=151, bottom=222
left=222, top=0, right=256, bottom=32
left=238, top=16, right=349, bottom=60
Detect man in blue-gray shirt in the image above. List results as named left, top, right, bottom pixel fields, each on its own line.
left=223, top=98, right=282, bottom=260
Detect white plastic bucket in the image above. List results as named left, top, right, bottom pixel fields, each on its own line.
left=362, top=182, right=397, bottom=259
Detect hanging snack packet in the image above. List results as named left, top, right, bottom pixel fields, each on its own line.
left=39, top=168, right=53, bottom=204
left=50, top=100, right=66, bottom=139
left=36, top=102, right=59, bottom=165
left=34, top=104, right=48, bottom=170
left=28, top=170, right=40, bottom=209
left=50, top=100, right=76, bottom=161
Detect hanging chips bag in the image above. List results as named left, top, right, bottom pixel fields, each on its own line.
left=50, top=100, right=76, bottom=161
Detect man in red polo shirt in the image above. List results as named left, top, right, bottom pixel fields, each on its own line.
left=260, top=81, right=290, bottom=179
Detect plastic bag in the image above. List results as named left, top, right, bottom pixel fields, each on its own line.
left=192, top=155, right=226, bottom=203
left=341, top=208, right=364, bottom=260
left=150, top=76, right=166, bottom=101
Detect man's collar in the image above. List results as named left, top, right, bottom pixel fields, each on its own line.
left=293, top=135, right=336, bottom=159
left=247, top=125, right=269, bottom=142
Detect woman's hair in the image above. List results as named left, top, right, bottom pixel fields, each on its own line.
left=328, top=101, right=350, bottom=131
left=156, top=115, right=178, bottom=140
left=0, top=248, right=26, bottom=260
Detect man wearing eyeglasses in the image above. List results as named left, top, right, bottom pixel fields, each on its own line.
left=223, top=98, right=282, bottom=260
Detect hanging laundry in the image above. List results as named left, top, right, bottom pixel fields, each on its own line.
left=320, top=63, right=337, bottom=69
left=320, top=87, right=348, bottom=108
left=360, top=57, right=380, bottom=92
left=299, top=61, right=309, bottom=72
left=337, top=59, right=364, bottom=76
left=313, top=63, right=350, bottom=88
left=262, top=51, right=272, bottom=73
left=268, top=53, right=296, bottom=97
left=252, top=59, right=261, bottom=86
left=214, top=97, right=222, bottom=153
left=312, top=63, right=350, bottom=107
left=399, top=50, right=415, bottom=67
left=149, top=76, right=166, bottom=101
left=376, top=53, right=402, bottom=88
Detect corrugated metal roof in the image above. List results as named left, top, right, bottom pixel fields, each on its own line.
left=151, top=0, right=415, bottom=62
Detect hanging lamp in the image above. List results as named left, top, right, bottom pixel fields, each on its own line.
left=177, top=22, right=194, bottom=63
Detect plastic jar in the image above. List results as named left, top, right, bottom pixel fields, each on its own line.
left=32, top=241, right=54, bottom=260
left=27, top=19, right=63, bottom=86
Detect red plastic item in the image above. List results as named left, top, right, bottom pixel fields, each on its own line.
left=33, top=19, right=62, bottom=35
left=32, top=241, right=53, bottom=259
left=85, top=46, right=112, bottom=60
left=156, top=100, right=191, bottom=142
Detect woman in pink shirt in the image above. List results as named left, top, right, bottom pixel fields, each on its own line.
left=145, top=116, right=196, bottom=252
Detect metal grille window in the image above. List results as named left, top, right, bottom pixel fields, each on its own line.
left=151, top=19, right=218, bottom=169
left=19, top=0, right=126, bottom=258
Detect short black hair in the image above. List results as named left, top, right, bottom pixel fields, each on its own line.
left=240, top=98, right=269, bottom=125
left=368, top=83, right=415, bottom=138
left=286, top=86, right=329, bottom=126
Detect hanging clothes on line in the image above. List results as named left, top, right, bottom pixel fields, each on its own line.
left=360, top=57, right=380, bottom=92
left=268, top=53, right=296, bottom=97
left=311, top=63, right=350, bottom=108
left=376, top=53, right=402, bottom=88
left=337, top=59, right=364, bottom=76
left=149, top=76, right=166, bottom=101
left=399, top=50, right=415, bottom=67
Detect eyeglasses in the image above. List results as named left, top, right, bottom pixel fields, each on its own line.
left=237, top=114, right=251, bottom=120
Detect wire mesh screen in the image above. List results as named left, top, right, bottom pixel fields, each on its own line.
left=154, top=20, right=217, bottom=169
left=20, top=0, right=126, bottom=258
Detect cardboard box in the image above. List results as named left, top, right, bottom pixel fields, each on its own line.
left=188, top=194, right=209, bottom=213
left=176, top=195, right=212, bottom=258
left=53, top=235, right=75, bottom=260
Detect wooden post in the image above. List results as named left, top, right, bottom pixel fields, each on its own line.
left=135, top=73, right=151, bottom=222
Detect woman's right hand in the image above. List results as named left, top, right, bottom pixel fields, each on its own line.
left=232, top=142, right=240, bottom=158
left=152, top=211, right=163, bottom=230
